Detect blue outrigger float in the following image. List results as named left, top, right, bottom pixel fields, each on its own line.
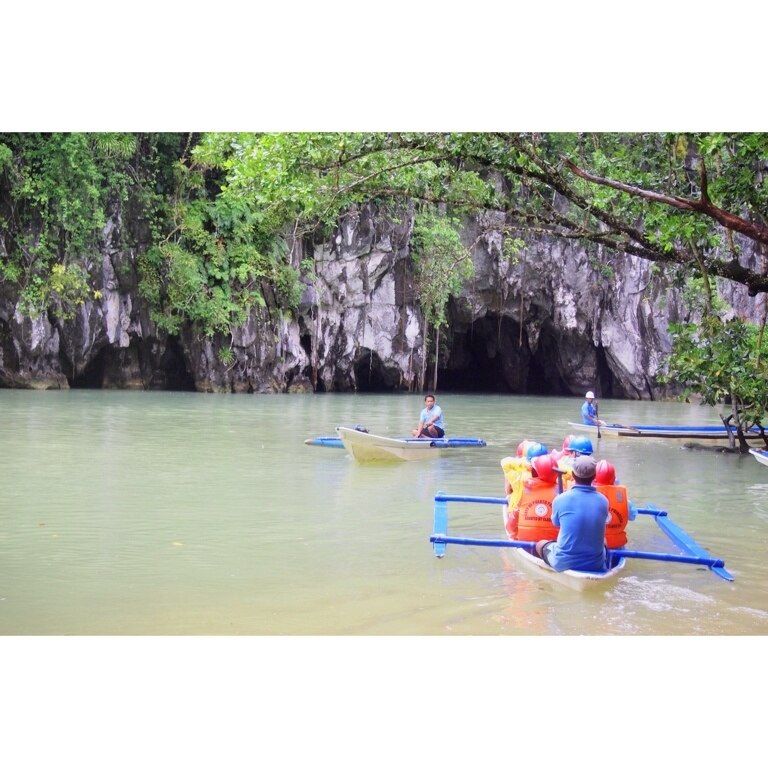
left=430, top=492, right=734, bottom=590
left=305, top=434, right=487, bottom=450
left=568, top=421, right=765, bottom=444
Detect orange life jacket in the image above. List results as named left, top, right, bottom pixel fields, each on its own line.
left=513, top=478, right=559, bottom=542
left=595, top=483, right=630, bottom=548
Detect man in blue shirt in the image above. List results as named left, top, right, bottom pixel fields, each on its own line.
left=534, top=455, right=608, bottom=572
left=581, top=391, right=606, bottom=426
left=412, top=393, right=445, bottom=438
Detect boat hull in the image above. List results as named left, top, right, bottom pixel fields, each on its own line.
left=306, top=433, right=486, bottom=451
left=335, top=427, right=485, bottom=462
left=749, top=448, right=768, bottom=467
left=334, top=427, right=439, bottom=461
left=568, top=421, right=765, bottom=443
left=509, top=547, right=626, bottom=591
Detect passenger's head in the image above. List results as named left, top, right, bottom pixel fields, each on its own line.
left=572, top=455, right=598, bottom=484
left=562, top=434, right=576, bottom=451
left=525, top=442, right=548, bottom=463
left=516, top=439, right=534, bottom=458
left=569, top=436, right=594, bottom=456
left=531, top=454, right=558, bottom=484
left=594, top=459, right=616, bottom=486
left=424, top=393, right=436, bottom=407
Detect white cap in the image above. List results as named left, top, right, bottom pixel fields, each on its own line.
left=585, top=391, right=595, bottom=399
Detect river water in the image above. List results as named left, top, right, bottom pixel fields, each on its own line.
left=4, top=388, right=765, bottom=763
left=2, top=388, right=767, bottom=636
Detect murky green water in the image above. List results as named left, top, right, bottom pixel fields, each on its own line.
left=1, top=389, right=766, bottom=635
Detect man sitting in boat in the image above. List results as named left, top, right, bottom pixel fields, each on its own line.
left=504, top=453, right=560, bottom=542
left=534, top=456, right=608, bottom=572
left=593, top=459, right=637, bottom=549
left=581, top=391, right=607, bottom=427
left=412, top=393, right=445, bottom=438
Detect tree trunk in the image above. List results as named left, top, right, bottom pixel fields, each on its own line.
left=419, top=320, right=428, bottom=391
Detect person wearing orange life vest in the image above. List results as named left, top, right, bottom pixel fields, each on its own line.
left=592, top=459, right=637, bottom=548
left=501, top=441, right=549, bottom=512
left=505, top=453, right=560, bottom=542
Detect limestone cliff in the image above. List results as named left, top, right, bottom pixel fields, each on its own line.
left=0, top=201, right=764, bottom=398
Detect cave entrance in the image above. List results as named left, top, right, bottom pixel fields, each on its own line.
left=437, top=315, right=530, bottom=393
left=353, top=349, right=402, bottom=391
left=71, top=347, right=107, bottom=388
left=435, top=314, right=596, bottom=396
left=158, top=337, right=196, bottom=391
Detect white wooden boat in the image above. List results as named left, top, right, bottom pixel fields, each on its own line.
left=749, top=448, right=768, bottom=467
left=568, top=421, right=766, bottom=444
left=509, top=547, right=626, bottom=591
left=335, top=426, right=486, bottom=462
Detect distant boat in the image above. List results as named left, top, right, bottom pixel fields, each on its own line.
left=749, top=448, right=768, bottom=467
left=333, top=426, right=486, bottom=462
left=568, top=421, right=766, bottom=444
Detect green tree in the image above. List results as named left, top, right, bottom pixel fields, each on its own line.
left=663, top=316, right=768, bottom=451
left=410, top=211, right=473, bottom=389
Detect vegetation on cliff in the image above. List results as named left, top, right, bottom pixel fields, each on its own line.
left=1, top=132, right=767, bottom=438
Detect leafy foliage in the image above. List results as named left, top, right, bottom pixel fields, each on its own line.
left=410, top=211, right=473, bottom=328
left=3, top=131, right=768, bottom=412
left=662, top=312, right=768, bottom=448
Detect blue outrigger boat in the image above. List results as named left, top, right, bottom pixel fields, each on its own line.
left=568, top=421, right=765, bottom=444
left=430, top=492, right=733, bottom=590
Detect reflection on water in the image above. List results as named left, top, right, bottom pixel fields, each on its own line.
left=1, top=390, right=767, bottom=635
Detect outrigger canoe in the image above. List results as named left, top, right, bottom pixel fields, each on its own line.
left=333, top=426, right=487, bottom=462
left=568, top=421, right=766, bottom=444
left=430, top=492, right=733, bottom=591
left=749, top=448, right=768, bottom=467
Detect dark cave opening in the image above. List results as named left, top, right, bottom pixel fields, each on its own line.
left=436, top=315, right=533, bottom=393
left=71, top=347, right=107, bottom=388
left=69, top=337, right=196, bottom=391
left=353, top=348, right=401, bottom=392
left=158, top=337, right=196, bottom=391
left=427, top=313, right=615, bottom=397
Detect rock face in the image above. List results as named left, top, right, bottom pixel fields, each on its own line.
left=0, top=201, right=764, bottom=398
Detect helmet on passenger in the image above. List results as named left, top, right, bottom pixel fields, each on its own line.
left=569, top=436, right=594, bottom=455
left=562, top=434, right=575, bottom=451
left=594, top=459, right=616, bottom=485
left=525, top=442, right=548, bottom=462
left=585, top=391, right=595, bottom=399
left=516, top=439, right=534, bottom=458
left=531, top=454, right=558, bottom=484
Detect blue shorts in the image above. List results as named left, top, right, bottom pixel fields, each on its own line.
left=540, top=541, right=558, bottom=566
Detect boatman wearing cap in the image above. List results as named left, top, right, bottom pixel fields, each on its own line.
left=534, top=455, right=608, bottom=572
left=581, top=391, right=606, bottom=427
